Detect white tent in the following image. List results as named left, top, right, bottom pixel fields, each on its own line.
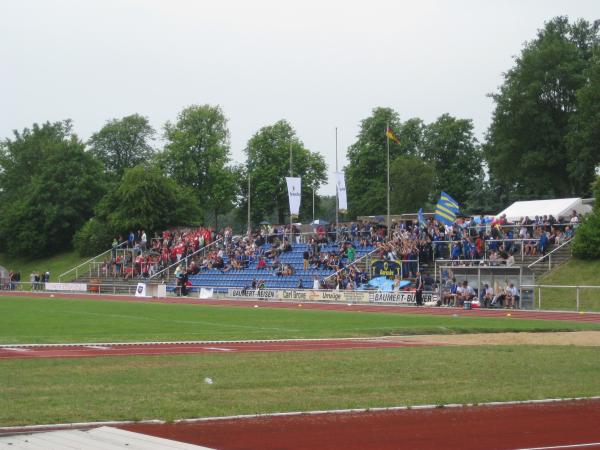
left=496, top=198, right=592, bottom=222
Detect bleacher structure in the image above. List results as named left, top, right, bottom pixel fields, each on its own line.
left=172, top=241, right=376, bottom=294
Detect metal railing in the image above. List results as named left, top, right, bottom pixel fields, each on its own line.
left=527, top=239, right=572, bottom=272
left=435, top=258, right=513, bottom=267
left=58, top=241, right=128, bottom=282
left=323, top=247, right=380, bottom=282
left=522, top=284, right=600, bottom=311
left=431, top=238, right=541, bottom=262
left=149, top=237, right=225, bottom=281
left=0, top=280, right=161, bottom=296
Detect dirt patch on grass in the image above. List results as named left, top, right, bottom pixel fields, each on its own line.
left=397, top=331, right=600, bottom=346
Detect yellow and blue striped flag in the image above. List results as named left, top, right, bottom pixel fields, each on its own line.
left=435, top=191, right=459, bottom=226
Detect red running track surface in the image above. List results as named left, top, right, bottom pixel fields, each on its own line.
left=0, top=338, right=437, bottom=360
left=122, top=400, right=600, bottom=450
left=3, top=291, right=600, bottom=323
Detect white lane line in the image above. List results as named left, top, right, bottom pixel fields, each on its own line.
left=203, top=347, right=234, bottom=352
left=515, top=443, right=600, bottom=450
left=0, top=336, right=399, bottom=348
left=3, top=347, right=30, bottom=352
left=84, top=345, right=112, bottom=350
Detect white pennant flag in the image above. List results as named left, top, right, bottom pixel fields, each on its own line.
left=335, top=172, right=347, bottom=213
left=286, top=177, right=302, bottom=216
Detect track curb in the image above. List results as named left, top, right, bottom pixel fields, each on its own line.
left=2, top=396, right=600, bottom=435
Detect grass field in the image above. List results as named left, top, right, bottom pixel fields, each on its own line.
left=0, top=250, right=85, bottom=283
left=1, top=296, right=600, bottom=344
left=2, top=295, right=600, bottom=428
left=2, top=346, right=600, bottom=426
left=538, top=259, right=600, bottom=311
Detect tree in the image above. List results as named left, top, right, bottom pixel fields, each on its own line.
left=242, top=120, right=327, bottom=225
left=88, top=114, right=156, bottom=178
left=0, top=121, right=105, bottom=256
left=345, top=107, right=404, bottom=216
left=204, top=165, right=239, bottom=228
left=389, top=156, right=435, bottom=213
left=572, top=177, right=600, bottom=259
left=485, top=17, right=599, bottom=198
left=421, top=114, right=483, bottom=204
left=159, top=104, right=233, bottom=223
left=566, top=53, right=600, bottom=195
left=94, top=166, right=201, bottom=233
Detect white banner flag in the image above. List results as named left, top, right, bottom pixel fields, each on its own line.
left=285, top=177, right=302, bottom=216
left=336, top=172, right=347, bottom=212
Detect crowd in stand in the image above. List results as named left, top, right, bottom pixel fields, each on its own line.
left=46, top=207, right=579, bottom=299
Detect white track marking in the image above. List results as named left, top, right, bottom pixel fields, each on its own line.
left=202, top=347, right=234, bottom=352
left=515, top=443, right=600, bottom=449
left=84, top=345, right=112, bottom=350
left=1, top=396, right=599, bottom=434
left=3, top=347, right=30, bottom=352
left=0, top=336, right=398, bottom=348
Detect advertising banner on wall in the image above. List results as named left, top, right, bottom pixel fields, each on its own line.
left=368, top=291, right=439, bottom=305
left=45, top=282, right=87, bottom=292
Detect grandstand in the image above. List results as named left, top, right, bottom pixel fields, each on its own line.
left=169, top=241, right=376, bottom=294
left=35, top=204, right=580, bottom=309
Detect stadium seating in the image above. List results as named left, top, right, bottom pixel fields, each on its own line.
left=169, top=241, right=375, bottom=294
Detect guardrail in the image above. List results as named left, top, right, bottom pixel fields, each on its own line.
left=527, top=239, right=572, bottom=272
left=0, top=280, right=143, bottom=296
left=323, top=247, right=380, bottom=283
left=149, top=237, right=225, bottom=281
left=58, top=241, right=128, bottom=282
left=521, top=284, right=600, bottom=311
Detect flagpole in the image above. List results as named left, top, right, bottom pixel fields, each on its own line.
left=289, top=141, right=293, bottom=238
left=247, top=168, right=251, bottom=237
left=386, top=122, right=390, bottom=238
left=335, top=126, right=339, bottom=242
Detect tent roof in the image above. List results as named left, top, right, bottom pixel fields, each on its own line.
left=496, top=198, right=592, bottom=221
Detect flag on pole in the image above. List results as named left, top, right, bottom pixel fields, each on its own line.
left=335, top=172, right=347, bottom=213
left=285, top=177, right=302, bottom=216
left=418, top=208, right=426, bottom=230
left=435, top=191, right=460, bottom=226
left=386, top=127, right=400, bottom=144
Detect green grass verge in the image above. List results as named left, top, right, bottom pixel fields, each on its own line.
left=539, top=259, right=600, bottom=311
left=1, top=297, right=599, bottom=344
left=1, top=346, right=599, bottom=426
left=0, top=250, right=86, bottom=283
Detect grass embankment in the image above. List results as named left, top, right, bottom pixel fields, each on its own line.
left=1, top=297, right=599, bottom=344
left=0, top=250, right=85, bottom=283
left=2, top=345, right=599, bottom=426
left=538, top=259, right=600, bottom=311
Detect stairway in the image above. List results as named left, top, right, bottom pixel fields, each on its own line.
left=522, top=241, right=573, bottom=278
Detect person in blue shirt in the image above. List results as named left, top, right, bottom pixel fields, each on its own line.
left=538, top=231, right=549, bottom=255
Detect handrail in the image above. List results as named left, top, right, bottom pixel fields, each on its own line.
left=432, top=238, right=540, bottom=244
left=149, top=237, right=225, bottom=281
left=58, top=241, right=128, bottom=282
left=527, top=239, right=572, bottom=269
left=521, top=284, right=600, bottom=289
left=435, top=258, right=511, bottom=266
left=323, top=247, right=380, bottom=282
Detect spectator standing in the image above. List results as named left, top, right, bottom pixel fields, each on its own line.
left=415, top=271, right=424, bottom=306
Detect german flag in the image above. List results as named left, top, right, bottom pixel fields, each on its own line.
left=386, top=127, right=400, bottom=144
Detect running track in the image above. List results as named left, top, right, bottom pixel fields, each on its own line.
left=121, top=400, right=600, bottom=450
left=3, top=291, right=600, bottom=323
left=0, top=338, right=436, bottom=360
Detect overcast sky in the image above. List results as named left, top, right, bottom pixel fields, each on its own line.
left=1, top=0, right=598, bottom=195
